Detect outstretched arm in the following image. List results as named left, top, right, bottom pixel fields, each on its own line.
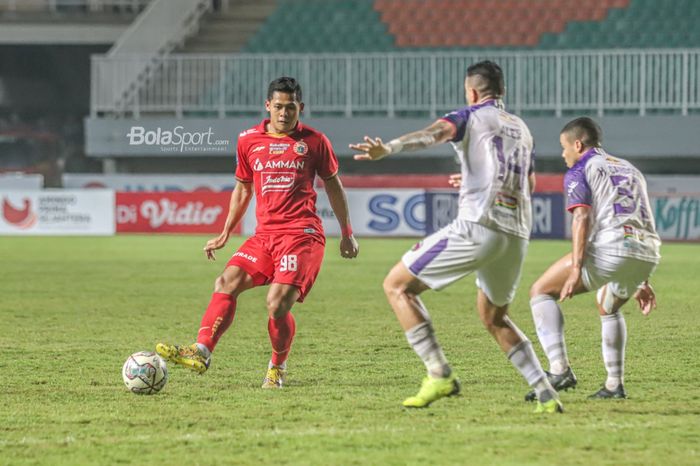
left=560, top=205, right=591, bottom=301
left=323, top=175, right=359, bottom=259
left=349, top=119, right=456, bottom=161
left=204, top=181, right=253, bottom=260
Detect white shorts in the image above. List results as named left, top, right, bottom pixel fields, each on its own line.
left=402, top=219, right=528, bottom=306
left=582, top=252, right=657, bottom=299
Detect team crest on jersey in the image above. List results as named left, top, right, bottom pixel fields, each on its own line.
left=293, top=140, right=308, bottom=156
left=269, top=143, right=290, bottom=155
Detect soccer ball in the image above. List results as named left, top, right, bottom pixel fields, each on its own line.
left=122, top=351, right=168, bottom=395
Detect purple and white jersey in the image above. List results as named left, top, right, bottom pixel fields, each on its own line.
left=442, top=100, right=534, bottom=239
left=564, top=147, right=661, bottom=263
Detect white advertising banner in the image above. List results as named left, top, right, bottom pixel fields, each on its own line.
left=0, top=190, right=115, bottom=235
left=646, top=176, right=700, bottom=195
left=0, top=173, right=44, bottom=190
left=242, top=189, right=425, bottom=237
left=62, top=174, right=236, bottom=192
left=652, top=195, right=700, bottom=241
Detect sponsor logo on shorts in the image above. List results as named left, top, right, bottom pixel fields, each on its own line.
left=261, top=171, right=296, bottom=194
left=495, top=192, right=517, bottom=210
left=233, top=251, right=258, bottom=263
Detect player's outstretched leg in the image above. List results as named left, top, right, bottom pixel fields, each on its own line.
left=401, top=319, right=461, bottom=408
left=383, top=264, right=460, bottom=408
left=156, top=292, right=236, bottom=374
left=262, top=284, right=300, bottom=389
left=157, top=266, right=253, bottom=374
left=156, top=343, right=211, bottom=374
left=477, top=291, right=562, bottom=414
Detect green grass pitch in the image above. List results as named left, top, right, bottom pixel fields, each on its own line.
left=0, top=236, right=698, bottom=465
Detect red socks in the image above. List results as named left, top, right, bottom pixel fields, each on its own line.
left=196, top=292, right=236, bottom=352
left=196, top=293, right=296, bottom=366
left=268, top=312, right=296, bottom=366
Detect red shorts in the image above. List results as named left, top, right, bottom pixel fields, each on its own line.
left=226, top=233, right=325, bottom=302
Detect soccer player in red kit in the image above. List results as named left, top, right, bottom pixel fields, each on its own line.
left=157, top=77, right=359, bottom=388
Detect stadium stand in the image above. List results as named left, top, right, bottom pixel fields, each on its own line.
left=242, top=0, right=700, bottom=52
left=0, top=0, right=149, bottom=22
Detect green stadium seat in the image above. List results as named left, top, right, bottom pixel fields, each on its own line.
left=241, top=0, right=698, bottom=53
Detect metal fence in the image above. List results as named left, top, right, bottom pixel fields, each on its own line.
left=0, top=0, right=150, bottom=12
left=91, top=49, right=700, bottom=118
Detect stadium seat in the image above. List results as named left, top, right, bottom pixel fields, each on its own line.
left=242, top=0, right=700, bottom=53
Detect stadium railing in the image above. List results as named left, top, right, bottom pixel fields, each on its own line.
left=96, top=0, right=210, bottom=114
left=91, top=49, right=700, bottom=118
left=0, top=0, right=150, bottom=13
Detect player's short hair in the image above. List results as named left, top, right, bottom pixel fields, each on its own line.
left=466, top=60, right=505, bottom=99
left=267, top=77, right=302, bottom=102
left=560, top=117, right=603, bottom=148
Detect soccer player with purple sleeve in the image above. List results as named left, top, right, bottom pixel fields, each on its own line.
left=351, top=61, right=562, bottom=414
left=526, top=117, right=661, bottom=402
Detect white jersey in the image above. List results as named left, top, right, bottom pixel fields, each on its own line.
left=442, top=100, right=534, bottom=239
left=564, top=148, right=661, bottom=263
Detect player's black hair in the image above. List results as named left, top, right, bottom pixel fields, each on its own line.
left=267, top=76, right=302, bottom=102
left=466, top=60, right=505, bottom=99
left=560, top=117, right=603, bottom=148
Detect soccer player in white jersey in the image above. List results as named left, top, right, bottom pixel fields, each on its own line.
left=525, top=117, right=660, bottom=402
left=350, top=61, right=562, bottom=414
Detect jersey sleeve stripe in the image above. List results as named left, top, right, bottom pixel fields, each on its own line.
left=566, top=203, right=592, bottom=212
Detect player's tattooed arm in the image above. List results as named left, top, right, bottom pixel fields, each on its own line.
left=561, top=205, right=591, bottom=301
left=350, top=119, right=455, bottom=161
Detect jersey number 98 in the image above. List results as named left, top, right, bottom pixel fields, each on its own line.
left=280, top=255, right=298, bottom=272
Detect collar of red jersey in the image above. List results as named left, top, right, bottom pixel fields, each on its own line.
left=258, top=119, right=304, bottom=137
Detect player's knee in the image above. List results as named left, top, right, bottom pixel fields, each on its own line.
left=479, top=312, right=498, bottom=332
left=596, top=285, right=622, bottom=315
left=213, top=275, right=229, bottom=293
left=214, top=273, right=244, bottom=295
left=529, top=280, right=551, bottom=299
left=382, top=274, right=405, bottom=300
left=266, top=295, right=292, bottom=318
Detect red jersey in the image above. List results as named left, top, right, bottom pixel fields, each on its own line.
left=235, top=119, right=339, bottom=237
